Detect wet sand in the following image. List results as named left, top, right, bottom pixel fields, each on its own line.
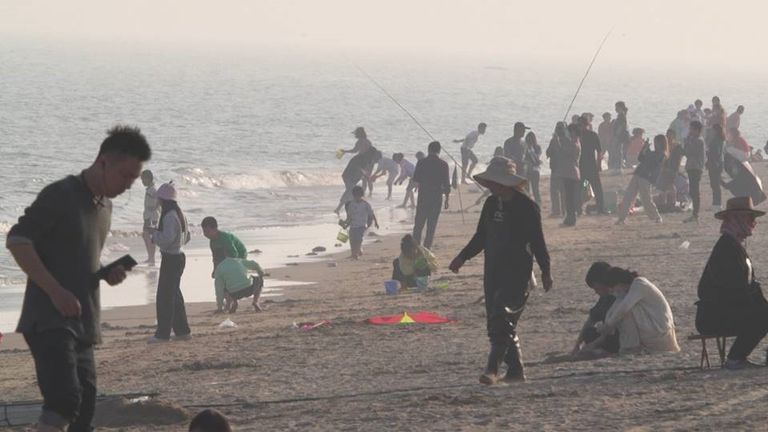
left=3, top=164, right=768, bottom=431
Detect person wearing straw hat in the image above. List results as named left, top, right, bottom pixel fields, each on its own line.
left=695, top=196, right=768, bottom=369
left=449, top=157, right=553, bottom=385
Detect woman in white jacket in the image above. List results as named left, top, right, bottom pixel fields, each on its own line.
left=149, top=182, right=191, bottom=343
left=595, top=266, right=680, bottom=354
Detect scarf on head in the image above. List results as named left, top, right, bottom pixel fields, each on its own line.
left=720, top=217, right=752, bottom=242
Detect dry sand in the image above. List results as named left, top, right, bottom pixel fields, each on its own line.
left=3, top=164, right=768, bottom=431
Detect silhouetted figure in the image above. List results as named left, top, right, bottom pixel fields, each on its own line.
left=412, top=141, right=450, bottom=249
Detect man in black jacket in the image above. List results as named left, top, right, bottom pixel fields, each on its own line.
left=578, top=115, right=606, bottom=214
left=450, top=157, right=553, bottom=384
left=412, top=141, right=450, bottom=249
left=696, top=196, right=768, bottom=369
left=7, top=126, right=150, bottom=431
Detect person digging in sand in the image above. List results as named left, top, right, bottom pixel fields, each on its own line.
left=214, top=257, right=265, bottom=313
left=449, top=156, right=553, bottom=385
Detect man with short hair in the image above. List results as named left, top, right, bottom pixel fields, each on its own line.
left=201, top=216, right=247, bottom=277
left=610, top=101, right=630, bottom=171
left=412, top=141, right=450, bottom=249
left=726, top=105, right=745, bottom=136
left=578, top=116, right=606, bottom=214
left=503, top=122, right=530, bottom=174
left=453, top=122, right=486, bottom=184
left=7, top=125, right=151, bottom=431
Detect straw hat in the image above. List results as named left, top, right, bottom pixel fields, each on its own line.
left=714, top=196, right=765, bottom=220
left=473, top=157, right=528, bottom=189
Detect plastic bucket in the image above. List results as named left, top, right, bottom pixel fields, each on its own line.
left=336, top=229, right=349, bottom=243
left=384, top=280, right=400, bottom=295
left=415, top=276, right=429, bottom=291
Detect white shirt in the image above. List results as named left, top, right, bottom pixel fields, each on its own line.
left=345, top=199, right=374, bottom=229
left=462, top=130, right=480, bottom=149
left=603, top=277, right=680, bottom=354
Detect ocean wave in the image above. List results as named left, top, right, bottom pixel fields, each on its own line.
left=174, top=167, right=343, bottom=190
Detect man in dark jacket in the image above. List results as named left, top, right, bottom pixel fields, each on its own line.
left=696, top=196, right=768, bottom=369
left=449, top=157, right=553, bottom=385
left=503, top=122, right=529, bottom=174
left=412, top=141, right=451, bottom=249
left=6, top=126, right=150, bottom=431
left=578, top=115, right=606, bottom=214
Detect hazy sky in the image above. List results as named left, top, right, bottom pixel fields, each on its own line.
left=2, top=0, right=766, bottom=70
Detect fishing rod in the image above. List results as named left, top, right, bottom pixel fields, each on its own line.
left=562, top=28, right=613, bottom=123
left=352, top=64, right=482, bottom=222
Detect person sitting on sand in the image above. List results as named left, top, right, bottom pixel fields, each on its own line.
left=342, top=185, right=379, bottom=260
left=202, top=216, right=247, bottom=278
left=449, top=156, right=553, bottom=385
left=392, top=234, right=437, bottom=289
left=214, top=257, right=265, bottom=313
left=591, top=266, right=680, bottom=355
left=189, top=409, right=232, bottom=432
left=570, top=262, right=620, bottom=358
left=695, top=197, right=768, bottom=369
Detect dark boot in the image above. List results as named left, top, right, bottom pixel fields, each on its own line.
left=479, top=344, right=507, bottom=385
left=502, top=337, right=526, bottom=383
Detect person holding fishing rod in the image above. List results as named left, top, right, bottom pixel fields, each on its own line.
left=412, top=141, right=451, bottom=249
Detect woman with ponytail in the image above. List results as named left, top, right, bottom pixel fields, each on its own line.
left=149, top=182, right=192, bottom=343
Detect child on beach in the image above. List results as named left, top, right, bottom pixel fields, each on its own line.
left=141, top=170, right=161, bottom=266
left=343, top=186, right=379, bottom=259
left=392, top=234, right=438, bottom=289
left=214, top=257, right=265, bottom=313
left=393, top=152, right=417, bottom=208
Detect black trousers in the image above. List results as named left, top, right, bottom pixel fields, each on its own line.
left=156, top=252, right=191, bottom=339
left=413, top=195, right=443, bottom=249
left=527, top=170, right=541, bottom=205
left=485, top=283, right=530, bottom=368
left=580, top=168, right=605, bottom=212
left=688, top=169, right=702, bottom=217
left=24, top=329, right=96, bottom=432
left=697, top=299, right=768, bottom=361
left=562, top=178, right=580, bottom=226
left=708, top=166, right=723, bottom=206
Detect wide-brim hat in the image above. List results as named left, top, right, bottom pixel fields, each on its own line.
left=715, top=196, right=765, bottom=220
left=473, top=157, right=528, bottom=189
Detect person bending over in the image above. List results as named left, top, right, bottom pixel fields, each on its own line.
left=591, top=266, right=679, bottom=355
left=214, top=257, right=265, bottom=313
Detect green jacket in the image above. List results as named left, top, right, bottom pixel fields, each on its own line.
left=214, top=258, right=264, bottom=308
left=210, top=231, right=247, bottom=271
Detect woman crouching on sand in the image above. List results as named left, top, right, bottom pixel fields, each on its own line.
left=590, top=266, right=679, bottom=355
left=149, top=182, right=192, bottom=344
left=449, top=157, right=553, bottom=385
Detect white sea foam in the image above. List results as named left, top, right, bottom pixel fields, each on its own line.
left=174, top=167, right=343, bottom=190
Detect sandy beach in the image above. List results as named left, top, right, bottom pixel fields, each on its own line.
left=3, top=164, right=768, bottom=431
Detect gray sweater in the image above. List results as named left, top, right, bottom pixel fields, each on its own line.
left=152, top=211, right=190, bottom=254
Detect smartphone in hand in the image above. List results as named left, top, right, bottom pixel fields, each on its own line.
left=96, top=255, right=138, bottom=280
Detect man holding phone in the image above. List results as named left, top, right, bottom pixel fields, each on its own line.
left=6, top=126, right=151, bottom=432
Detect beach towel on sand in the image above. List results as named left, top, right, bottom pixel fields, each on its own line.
left=366, top=311, right=454, bottom=325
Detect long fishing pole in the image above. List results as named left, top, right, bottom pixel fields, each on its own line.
left=562, top=28, right=613, bottom=122
left=353, top=64, right=479, bottom=222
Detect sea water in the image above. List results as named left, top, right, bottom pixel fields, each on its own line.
left=1, top=39, right=766, bottom=331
